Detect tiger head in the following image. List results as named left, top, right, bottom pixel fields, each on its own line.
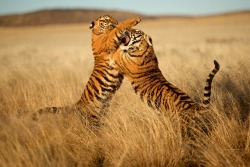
left=89, top=15, right=118, bottom=35
left=113, top=29, right=158, bottom=76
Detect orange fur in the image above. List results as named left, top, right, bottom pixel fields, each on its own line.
left=113, top=29, right=219, bottom=127
left=34, top=16, right=141, bottom=126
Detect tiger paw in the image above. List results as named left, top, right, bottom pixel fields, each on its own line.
left=123, top=17, right=141, bottom=27
left=132, top=17, right=141, bottom=26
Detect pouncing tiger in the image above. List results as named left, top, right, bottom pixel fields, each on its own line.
left=33, top=15, right=141, bottom=126
left=113, top=29, right=220, bottom=126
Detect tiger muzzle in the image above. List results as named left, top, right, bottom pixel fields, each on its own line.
left=121, top=31, right=130, bottom=46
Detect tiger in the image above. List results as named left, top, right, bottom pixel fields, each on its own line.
left=33, top=15, right=141, bottom=126
left=112, top=29, right=220, bottom=130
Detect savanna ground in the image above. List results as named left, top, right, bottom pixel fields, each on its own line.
left=0, top=13, right=250, bottom=166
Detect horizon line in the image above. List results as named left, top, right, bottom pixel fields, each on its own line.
left=1, top=7, right=250, bottom=17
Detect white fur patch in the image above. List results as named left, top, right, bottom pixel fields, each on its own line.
left=120, top=45, right=129, bottom=51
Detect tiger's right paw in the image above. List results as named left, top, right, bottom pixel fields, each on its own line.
left=132, top=17, right=141, bottom=26
left=124, top=17, right=141, bottom=27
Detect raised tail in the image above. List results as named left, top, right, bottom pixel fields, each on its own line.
left=202, top=60, right=220, bottom=108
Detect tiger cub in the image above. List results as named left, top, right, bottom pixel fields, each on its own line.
left=34, top=16, right=140, bottom=126
left=113, top=29, right=220, bottom=126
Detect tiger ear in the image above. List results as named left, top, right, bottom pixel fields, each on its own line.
left=147, top=36, right=153, bottom=46
left=89, top=21, right=95, bottom=29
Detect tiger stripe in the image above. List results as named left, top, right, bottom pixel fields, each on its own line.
left=202, top=60, right=220, bottom=108
left=113, top=29, right=220, bottom=122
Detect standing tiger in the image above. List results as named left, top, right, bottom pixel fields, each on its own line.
left=34, top=15, right=141, bottom=126
left=113, top=29, right=220, bottom=125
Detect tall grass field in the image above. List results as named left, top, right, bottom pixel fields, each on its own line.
left=0, top=13, right=250, bottom=166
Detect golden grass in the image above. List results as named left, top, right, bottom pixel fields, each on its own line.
left=0, top=13, right=250, bottom=166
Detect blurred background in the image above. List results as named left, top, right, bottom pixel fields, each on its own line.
left=0, top=0, right=250, bottom=26
left=1, top=1, right=250, bottom=166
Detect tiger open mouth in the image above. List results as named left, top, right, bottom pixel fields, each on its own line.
left=121, top=31, right=130, bottom=46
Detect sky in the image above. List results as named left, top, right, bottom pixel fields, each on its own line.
left=0, top=0, right=250, bottom=16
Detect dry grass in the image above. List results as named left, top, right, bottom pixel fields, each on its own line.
left=0, top=13, right=250, bottom=166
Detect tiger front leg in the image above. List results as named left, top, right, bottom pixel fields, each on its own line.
left=117, top=17, right=141, bottom=29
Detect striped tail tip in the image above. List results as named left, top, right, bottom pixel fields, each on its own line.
left=214, top=60, right=220, bottom=71
left=202, top=60, right=220, bottom=109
